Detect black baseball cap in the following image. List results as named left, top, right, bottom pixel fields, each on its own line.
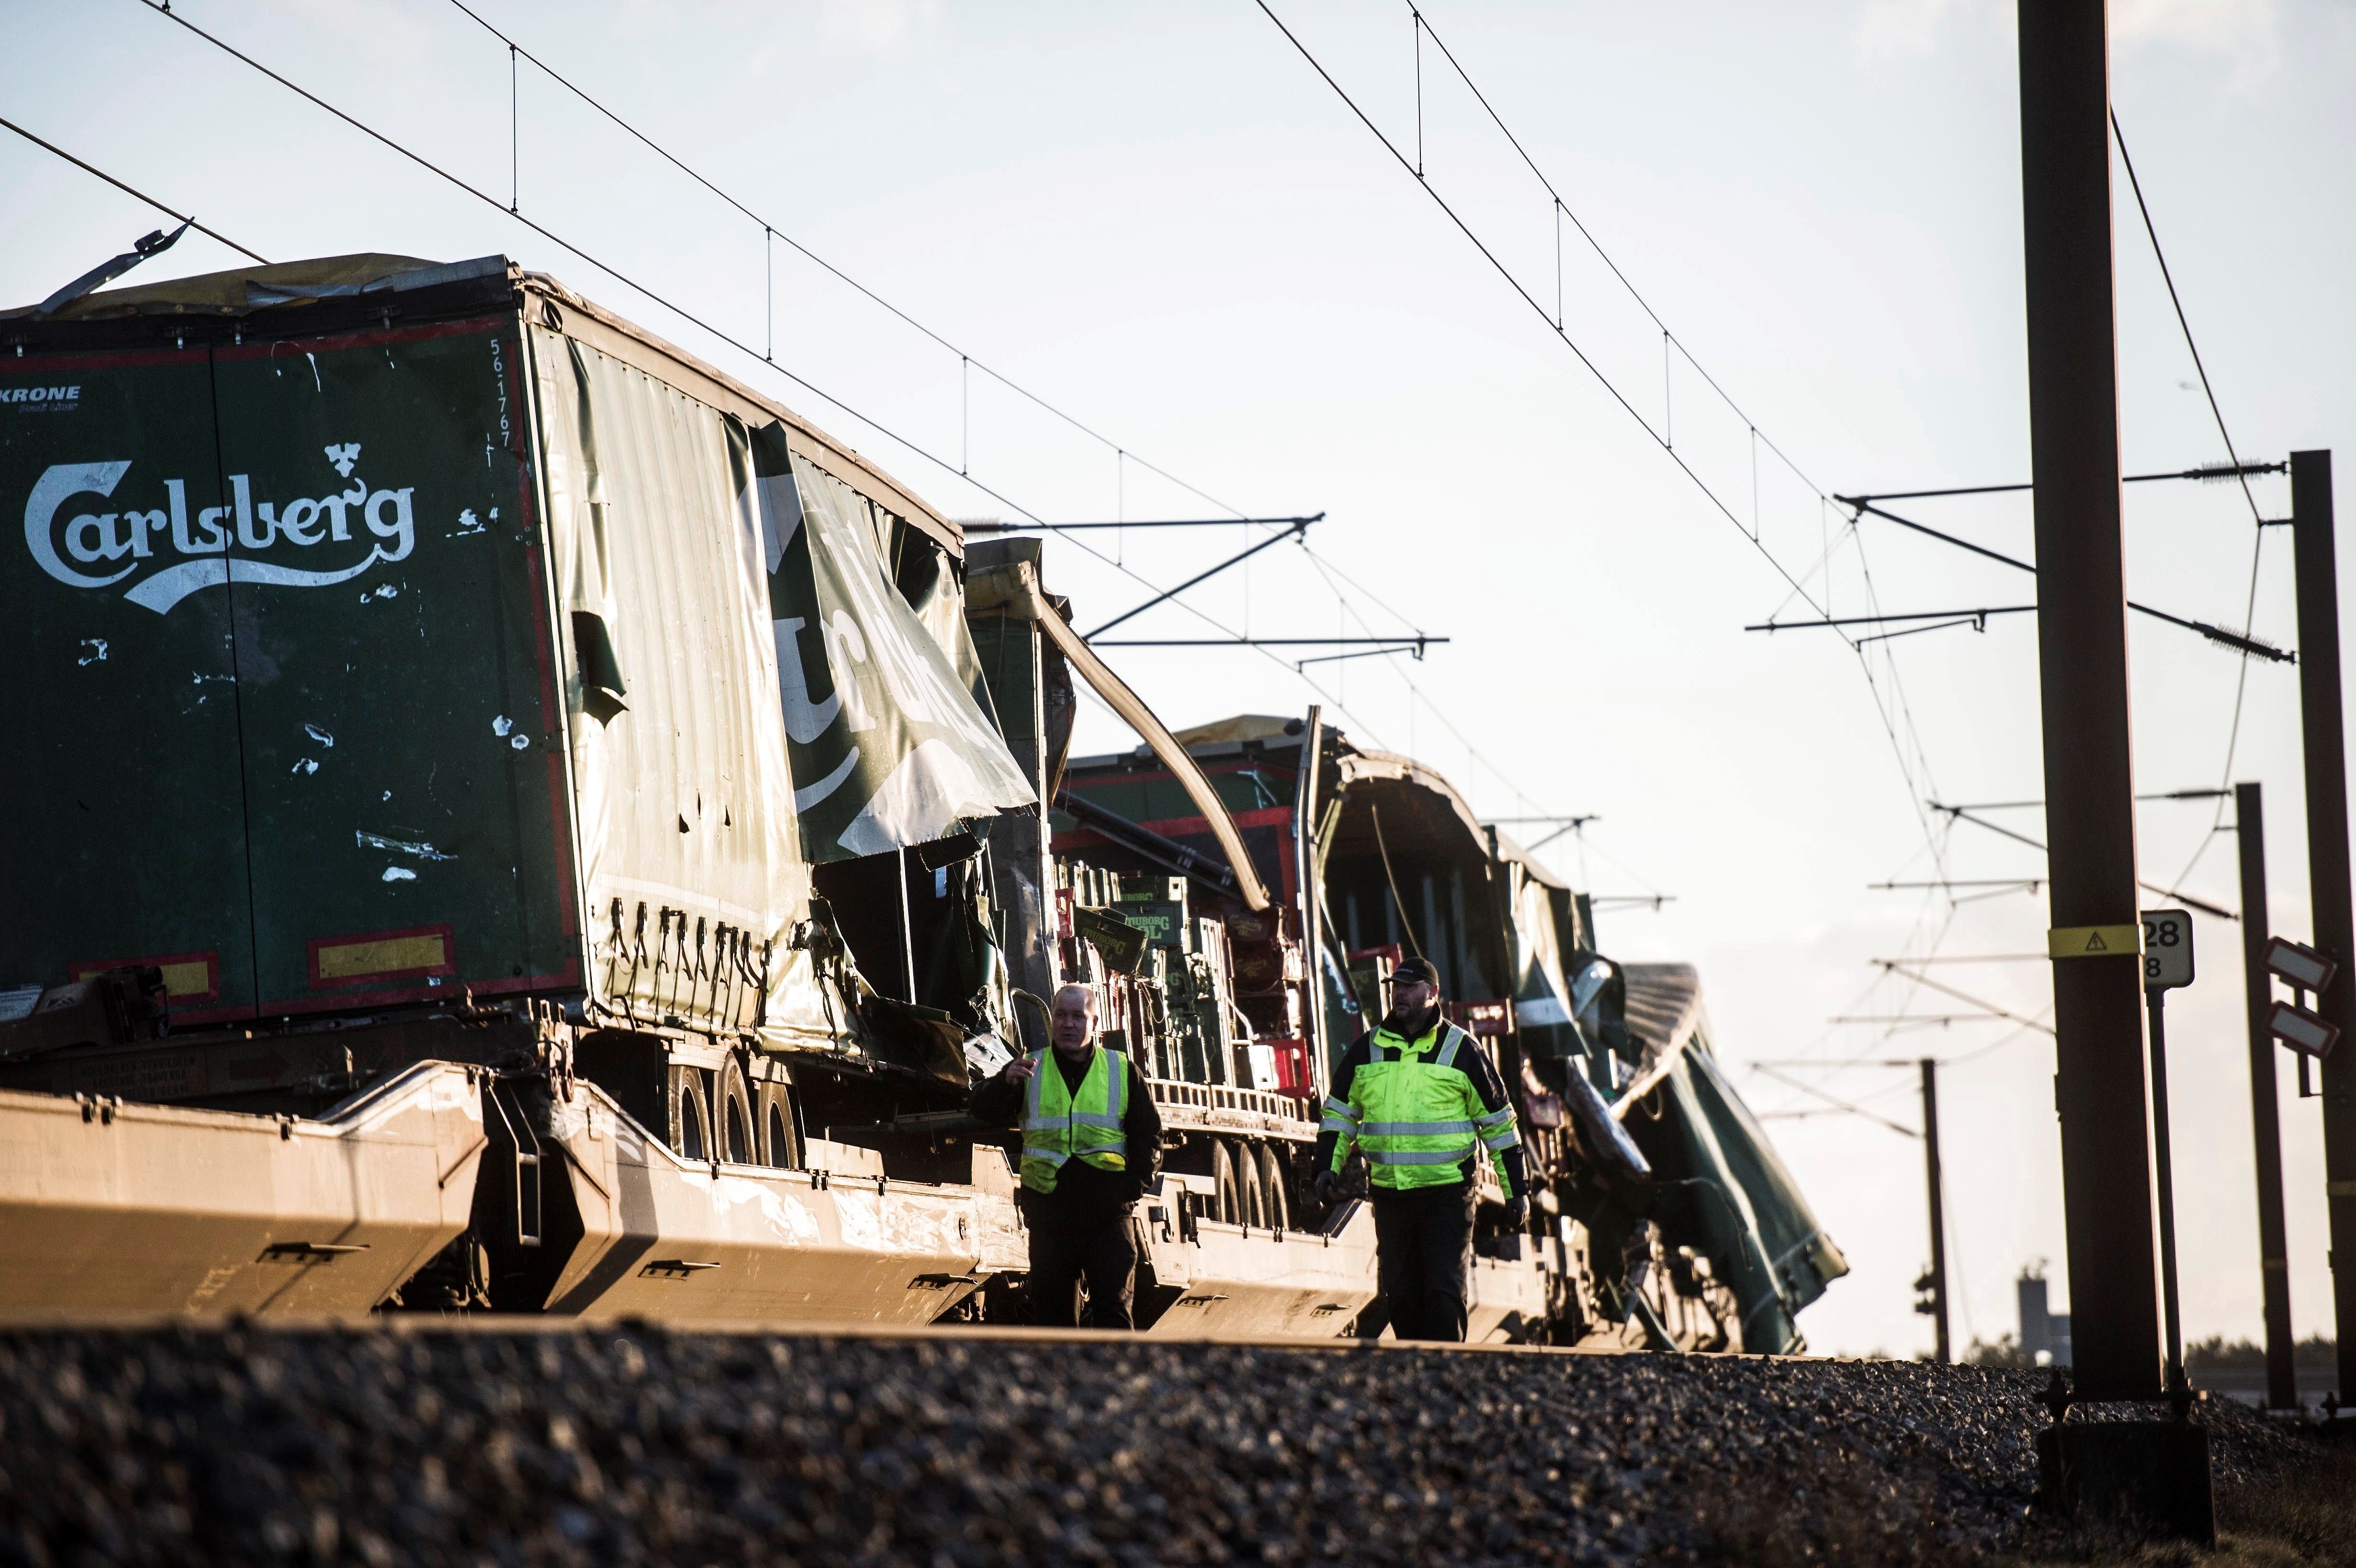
left=1392, top=956, right=1441, bottom=989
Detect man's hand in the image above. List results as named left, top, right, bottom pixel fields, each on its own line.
left=1312, top=1169, right=1342, bottom=1206
left=1503, top=1195, right=1529, bottom=1230
left=1002, top=1055, right=1038, bottom=1083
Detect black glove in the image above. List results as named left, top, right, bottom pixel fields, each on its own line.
left=1503, top=1196, right=1529, bottom=1230
left=1312, top=1169, right=1342, bottom=1205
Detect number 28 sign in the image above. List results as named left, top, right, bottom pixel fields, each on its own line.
left=2141, top=909, right=2193, bottom=991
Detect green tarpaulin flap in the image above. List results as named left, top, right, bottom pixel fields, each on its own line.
left=1682, top=1040, right=1852, bottom=1313
left=1656, top=1054, right=1795, bottom=1353
left=1628, top=1029, right=1849, bottom=1353
left=1505, top=860, right=1582, bottom=1058
left=1593, top=960, right=1849, bottom=1350
left=742, top=422, right=1032, bottom=862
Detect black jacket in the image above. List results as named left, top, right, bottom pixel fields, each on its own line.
left=1313, top=1022, right=1529, bottom=1200
left=971, top=1047, right=1163, bottom=1230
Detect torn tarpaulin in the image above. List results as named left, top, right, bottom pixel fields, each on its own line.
left=738, top=420, right=1032, bottom=862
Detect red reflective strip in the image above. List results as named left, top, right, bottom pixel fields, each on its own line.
left=4, top=347, right=210, bottom=373
left=211, top=318, right=499, bottom=361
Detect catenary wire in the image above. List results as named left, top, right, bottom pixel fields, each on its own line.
left=443, top=0, right=1259, bottom=531
left=0, top=116, right=271, bottom=265
left=1252, top=0, right=1831, bottom=616
left=1407, top=4, right=1830, bottom=511
left=1250, top=0, right=1960, bottom=953
left=446, top=0, right=1700, bottom=889
left=437, top=0, right=1625, bottom=854
left=2111, top=110, right=2273, bottom=896
left=116, top=0, right=1430, bottom=759
left=434, top=0, right=1579, bottom=830
left=121, top=0, right=1673, bottom=898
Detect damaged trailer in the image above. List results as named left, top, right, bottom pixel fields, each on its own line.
left=1041, top=713, right=1847, bottom=1350
left=0, top=252, right=1034, bottom=1321
left=0, top=250, right=1841, bottom=1347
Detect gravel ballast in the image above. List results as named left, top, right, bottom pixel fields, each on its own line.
left=0, top=1324, right=2323, bottom=1565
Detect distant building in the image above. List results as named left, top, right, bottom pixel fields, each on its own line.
left=2019, top=1267, right=2071, bottom=1366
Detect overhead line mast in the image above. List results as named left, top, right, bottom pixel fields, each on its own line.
left=2017, top=0, right=2165, bottom=1403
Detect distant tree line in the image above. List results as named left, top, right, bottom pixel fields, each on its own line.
left=2182, top=1334, right=2337, bottom=1371
left=1962, top=1332, right=2336, bottom=1371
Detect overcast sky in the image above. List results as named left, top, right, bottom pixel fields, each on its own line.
left=8, top=0, right=2353, bottom=1362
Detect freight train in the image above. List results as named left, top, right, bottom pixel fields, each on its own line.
left=0, top=251, right=1846, bottom=1348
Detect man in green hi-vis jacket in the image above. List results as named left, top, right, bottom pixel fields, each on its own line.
left=972, top=983, right=1162, bottom=1328
left=1314, top=956, right=1528, bottom=1341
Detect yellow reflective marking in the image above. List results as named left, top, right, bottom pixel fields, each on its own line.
left=2047, top=924, right=2146, bottom=959
left=317, top=933, right=447, bottom=979
left=156, top=960, right=212, bottom=998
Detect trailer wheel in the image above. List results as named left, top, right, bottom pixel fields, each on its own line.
left=667, top=1065, right=712, bottom=1161
left=1257, top=1143, right=1290, bottom=1233
left=757, top=1079, right=801, bottom=1169
left=1233, top=1139, right=1269, bottom=1230
left=1210, top=1139, right=1240, bottom=1224
left=716, top=1057, right=757, bottom=1165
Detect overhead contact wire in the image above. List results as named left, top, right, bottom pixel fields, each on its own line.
left=127, top=0, right=1640, bottom=892
left=440, top=0, right=1255, bottom=528
left=0, top=116, right=271, bottom=265
left=2112, top=110, right=2270, bottom=894
left=1251, top=0, right=1830, bottom=618
left=120, top=0, right=1397, bottom=751
left=1251, top=1, right=1959, bottom=923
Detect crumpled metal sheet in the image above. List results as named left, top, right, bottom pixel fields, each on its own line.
left=1619, top=962, right=1705, bottom=1072
left=1, top=252, right=471, bottom=320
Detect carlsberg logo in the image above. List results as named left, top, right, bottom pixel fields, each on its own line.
left=23, top=444, right=415, bottom=614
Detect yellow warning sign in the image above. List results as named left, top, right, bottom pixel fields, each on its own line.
left=2048, top=924, right=2146, bottom=959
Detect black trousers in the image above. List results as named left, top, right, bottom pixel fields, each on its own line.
left=1371, top=1182, right=1476, bottom=1343
left=1024, top=1207, right=1139, bottom=1329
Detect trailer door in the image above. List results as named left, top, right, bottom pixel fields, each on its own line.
left=0, top=348, right=256, bottom=1023
left=209, top=320, right=573, bottom=1016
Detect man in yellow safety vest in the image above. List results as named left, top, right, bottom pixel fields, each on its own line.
left=1313, top=956, right=1528, bottom=1341
left=972, top=982, right=1162, bottom=1328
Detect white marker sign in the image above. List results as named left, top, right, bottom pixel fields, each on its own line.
left=2140, top=908, right=2193, bottom=991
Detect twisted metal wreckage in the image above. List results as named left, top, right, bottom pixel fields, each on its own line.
left=0, top=253, right=1846, bottom=1348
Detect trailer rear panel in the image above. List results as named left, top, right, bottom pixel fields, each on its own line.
left=2, top=312, right=574, bottom=1019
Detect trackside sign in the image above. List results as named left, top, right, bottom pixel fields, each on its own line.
left=23, top=446, right=415, bottom=613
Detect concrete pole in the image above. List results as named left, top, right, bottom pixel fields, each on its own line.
left=1922, top=1058, right=1951, bottom=1364
left=2289, top=449, right=2356, bottom=1405
left=2146, top=987, right=2184, bottom=1390
left=2016, top=0, right=2164, bottom=1399
left=2235, top=782, right=2300, bottom=1409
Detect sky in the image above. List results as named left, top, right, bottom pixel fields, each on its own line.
left=6, top=0, right=2354, bottom=1364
